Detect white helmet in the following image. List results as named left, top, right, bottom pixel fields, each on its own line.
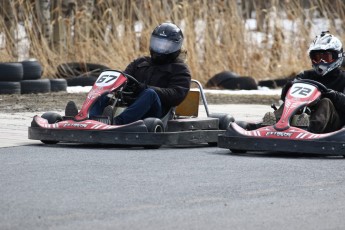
left=308, top=31, right=344, bottom=76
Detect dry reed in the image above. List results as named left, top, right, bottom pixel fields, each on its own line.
left=0, top=0, right=344, bottom=85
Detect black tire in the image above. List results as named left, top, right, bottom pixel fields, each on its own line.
left=40, top=112, right=62, bottom=144
left=274, top=78, right=290, bottom=87
left=21, top=79, right=51, bottom=94
left=220, top=76, right=258, bottom=90
left=41, top=112, right=63, bottom=124
left=209, top=113, right=235, bottom=130
left=66, top=76, right=98, bottom=86
left=56, top=62, right=110, bottom=78
left=21, top=60, right=42, bottom=80
left=0, top=81, right=21, bottom=94
left=0, top=62, right=23, bottom=81
left=143, top=118, right=164, bottom=149
left=230, top=149, right=247, bottom=154
left=258, top=80, right=277, bottom=89
left=206, top=71, right=239, bottom=87
left=50, top=79, right=67, bottom=92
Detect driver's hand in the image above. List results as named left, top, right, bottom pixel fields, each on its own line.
left=124, top=82, right=147, bottom=96
left=323, top=89, right=337, bottom=101
left=132, top=82, right=147, bottom=96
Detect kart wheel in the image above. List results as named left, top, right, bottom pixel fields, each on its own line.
left=209, top=113, right=235, bottom=130
left=40, top=112, right=62, bottom=144
left=143, top=118, right=164, bottom=149
left=41, top=140, right=59, bottom=144
left=41, top=112, right=63, bottom=124
left=144, top=118, right=164, bottom=133
left=230, top=149, right=247, bottom=154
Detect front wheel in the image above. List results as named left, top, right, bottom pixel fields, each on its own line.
left=40, top=112, right=62, bottom=144
left=143, top=118, right=164, bottom=149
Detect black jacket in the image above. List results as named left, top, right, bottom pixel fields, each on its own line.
left=124, top=56, right=191, bottom=114
left=281, top=68, right=345, bottom=113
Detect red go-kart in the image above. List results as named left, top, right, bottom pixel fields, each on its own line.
left=218, top=79, right=345, bottom=155
left=29, top=70, right=234, bottom=148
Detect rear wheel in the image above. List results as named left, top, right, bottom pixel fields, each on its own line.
left=40, top=112, right=62, bottom=144
left=143, top=118, right=164, bottom=149
left=209, top=113, right=235, bottom=130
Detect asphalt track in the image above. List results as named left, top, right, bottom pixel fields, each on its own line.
left=1, top=105, right=345, bottom=230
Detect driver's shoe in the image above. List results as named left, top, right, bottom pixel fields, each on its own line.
left=291, top=113, right=310, bottom=127
left=65, top=101, right=78, bottom=117
left=262, top=112, right=276, bottom=126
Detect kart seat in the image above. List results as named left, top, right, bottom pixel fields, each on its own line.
left=175, top=88, right=200, bottom=117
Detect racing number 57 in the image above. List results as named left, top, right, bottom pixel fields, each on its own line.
left=291, top=86, right=312, bottom=96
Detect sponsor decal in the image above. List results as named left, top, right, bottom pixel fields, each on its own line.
left=63, top=123, right=88, bottom=128
left=266, top=131, right=292, bottom=137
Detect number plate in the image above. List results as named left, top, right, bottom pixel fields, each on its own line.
left=95, top=71, right=121, bottom=87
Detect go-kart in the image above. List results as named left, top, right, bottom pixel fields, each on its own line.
left=218, top=79, right=345, bottom=155
left=29, top=69, right=234, bottom=148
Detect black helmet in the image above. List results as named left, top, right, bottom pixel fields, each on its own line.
left=150, top=22, right=184, bottom=64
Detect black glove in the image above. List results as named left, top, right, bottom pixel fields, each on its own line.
left=323, top=89, right=337, bottom=101
left=133, top=82, right=147, bottom=96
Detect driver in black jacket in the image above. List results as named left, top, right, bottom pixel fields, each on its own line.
left=112, top=22, right=191, bottom=125
left=264, top=31, right=345, bottom=133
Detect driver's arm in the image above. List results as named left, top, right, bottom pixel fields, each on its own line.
left=324, top=89, right=345, bottom=114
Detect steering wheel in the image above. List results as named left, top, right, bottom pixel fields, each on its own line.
left=122, top=73, right=140, bottom=94
left=293, top=78, right=329, bottom=94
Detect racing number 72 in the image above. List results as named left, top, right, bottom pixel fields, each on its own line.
left=96, top=75, right=117, bottom=83
left=291, top=86, right=312, bottom=96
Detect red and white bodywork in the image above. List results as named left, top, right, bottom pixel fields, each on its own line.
left=218, top=80, right=345, bottom=155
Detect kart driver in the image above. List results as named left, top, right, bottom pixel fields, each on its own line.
left=66, top=22, right=191, bottom=125
left=263, top=31, right=345, bottom=133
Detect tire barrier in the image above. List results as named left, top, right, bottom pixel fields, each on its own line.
left=50, top=79, right=68, bottom=92
left=21, top=79, right=51, bottom=94
left=22, top=60, right=43, bottom=80
left=206, top=71, right=258, bottom=90
left=56, top=62, right=110, bottom=79
left=0, top=62, right=23, bottom=82
left=258, top=76, right=294, bottom=89
left=66, top=76, right=98, bottom=86
left=0, top=81, right=21, bottom=94
left=205, top=71, right=239, bottom=87
left=220, top=76, right=258, bottom=90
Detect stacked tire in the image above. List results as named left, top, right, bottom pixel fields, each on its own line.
left=21, top=60, right=51, bottom=94
left=0, top=60, right=67, bottom=95
left=0, top=62, right=23, bottom=94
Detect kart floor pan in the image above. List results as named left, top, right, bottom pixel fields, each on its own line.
left=29, top=127, right=225, bottom=146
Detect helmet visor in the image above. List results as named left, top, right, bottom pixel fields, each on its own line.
left=310, top=51, right=336, bottom=64
left=150, top=36, right=182, bottom=54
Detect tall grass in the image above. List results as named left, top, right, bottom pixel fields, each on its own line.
left=0, top=0, right=345, bottom=85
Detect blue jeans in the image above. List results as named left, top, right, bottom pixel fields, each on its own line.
left=89, top=94, right=110, bottom=117
left=114, top=88, right=162, bottom=125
